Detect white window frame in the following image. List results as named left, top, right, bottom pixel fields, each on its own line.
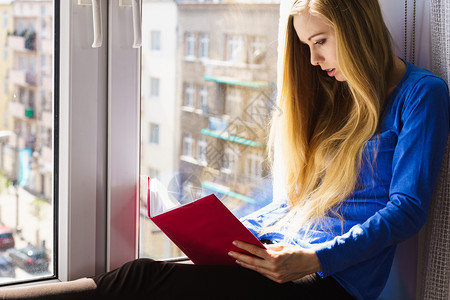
left=199, top=33, right=209, bottom=59
left=150, top=76, right=160, bottom=99
left=184, top=83, right=195, bottom=107
left=197, top=138, right=207, bottom=165
left=185, top=32, right=196, bottom=60
left=150, top=30, right=161, bottom=52
left=226, top=35, right=245, bottom=63
left=183, top=133, right=193, bottom=157
left=199, top=86, right=208, bottom=113
left=149, top=122, right=159, bottom=144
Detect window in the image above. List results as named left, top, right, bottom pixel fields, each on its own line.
left=199, top=33, right=209, bottom=59
left=149, top=123, right=160, bottom=144
left=182, top=133, right=193, bottom=157
left=227, top=35, right=245, bottom=63
left=226, top=87, right=242, bottom=118
left=199, top=86, right=208, bottom=113
left=223, top=146, right=238, bottom=172
left=0, top=0, right=55, bottom=286
left=185, top=33, right=196, bottom=59
left=140, top=1, right=279, bottom=261
left=197, top=138, right=207, bottom=165
left=249, top=36, right=266, bottom=64
left=150, top=30, right=161, bottom=51
left=184, top=83, right=195, bottom=107
left=3, top=78, right=7, bottom=94
left=245, top=152, right=264, bottom=179
left=150, top=77, right=160, bottom=98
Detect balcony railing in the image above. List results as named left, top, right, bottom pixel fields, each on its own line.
left=9, top=69, right=37, bottom=86
left=7, top=32, right=36, bottom=51
left=202, top=59, right=273, bottom=85
left=8, top=102, right=35, bottom=119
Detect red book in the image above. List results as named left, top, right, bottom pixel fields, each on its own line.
left=147, top=177, right=265, bottom=265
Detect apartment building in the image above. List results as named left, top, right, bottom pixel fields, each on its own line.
left=4, top=0, right=53, bottom=201
left=139, top=0, right=279, bottom=259
left=176, top=1, right=279, bottom=216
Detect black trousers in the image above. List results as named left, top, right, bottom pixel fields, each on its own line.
left=91, top=258, right=355, bottom=299
left=0, top=258, right=355, bottom=299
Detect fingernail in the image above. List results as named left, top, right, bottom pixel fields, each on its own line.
left=235, top=260, right=241, bottom=265
left=228, top=252, right=234, bottom=257
left=232, top=241, right=237, bottom=246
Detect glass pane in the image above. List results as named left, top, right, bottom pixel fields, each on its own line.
left=139, top=0, right=279, bottom=259
left=0, top=0, right=54, bottom=284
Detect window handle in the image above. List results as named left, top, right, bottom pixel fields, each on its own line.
left=119, top=0, right=142, bottom=48
left=77, top=0, right=103, bottom=48
left=131, top=0, right=142, bottom=48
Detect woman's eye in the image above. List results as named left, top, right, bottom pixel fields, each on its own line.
left=314, top=39, right=326, bottom=45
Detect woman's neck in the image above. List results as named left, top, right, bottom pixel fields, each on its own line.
left=386, top=57, right=407, bottom=98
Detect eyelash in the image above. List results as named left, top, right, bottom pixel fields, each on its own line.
left=314, top=39, right=326, bottom=45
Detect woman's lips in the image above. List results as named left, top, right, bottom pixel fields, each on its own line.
left=326, top=68, right=336, bottom=77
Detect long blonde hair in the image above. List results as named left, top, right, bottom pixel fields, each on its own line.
left=268, top=0, right=394, bottom=233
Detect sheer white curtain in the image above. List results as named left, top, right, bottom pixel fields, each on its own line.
left=418, top=1, right=450, bottom=299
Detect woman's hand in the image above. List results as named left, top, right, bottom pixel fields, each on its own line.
left=228, top=241, right=321, bottom=284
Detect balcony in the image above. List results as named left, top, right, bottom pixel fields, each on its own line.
left=42, top=111, right=52, bottom=128
left=201, top=116, right=264, bottom=148
left=7, top=32, right=36, bottom=51
left=9, top=69, right=37, bottom=86
left=203, top=59, right=273, bottom=87
left=8, top=102, right=35, bottom=119
left=41, top=74, right=52, bottom=91
left=41, top=146, right=52, bottom=163
left=41, top=38, right=53, bottom=54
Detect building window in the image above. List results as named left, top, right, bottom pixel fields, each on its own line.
left=199, top=86, right=208, bottom=113
left=185, top=33, right=196, bottom=59
left=249, top=36, right=266, bottom=64
left=3, top=48, right=7, bottom=61
left=183, top=133, right=193, bottom=157
left=3, top=11, right=7, bottom=28
left=223, top=147, right=237, bottom=171
left=227, top=35, right=245, bottom=63
left=150, top=77, right=160, bottom=99
left=226, top=87, right=242, bottom=118
left=184, top=83, right=195, bottom=107
left=197, top=138, right=207, bottom=165
left=3, top=78, right=8, bottom=94
left=245, top=152, right=263, bottom=179
left=199, top=34, right=209, bottom=59
left=150, top=30, right=161, bottom=51
left=149, top=123, right=159, bottom=144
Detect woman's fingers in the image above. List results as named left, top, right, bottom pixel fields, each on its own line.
left=232, top=240, right=270, bottom=259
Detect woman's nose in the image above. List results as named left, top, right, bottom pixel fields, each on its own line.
left=310, top=50, right=323, bottom=66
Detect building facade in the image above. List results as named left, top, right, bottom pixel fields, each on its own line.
left=4, top=0, right=53, bottom=201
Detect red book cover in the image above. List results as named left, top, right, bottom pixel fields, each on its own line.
left=147, top=177, right=265, bottom=265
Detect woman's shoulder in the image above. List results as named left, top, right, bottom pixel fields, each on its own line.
left=401, top=62, right=449, bottom=94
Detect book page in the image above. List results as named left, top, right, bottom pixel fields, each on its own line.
left=149, top=178, right=181, bottom=217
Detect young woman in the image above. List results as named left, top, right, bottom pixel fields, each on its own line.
left=2, top=0, right=449, bottom=299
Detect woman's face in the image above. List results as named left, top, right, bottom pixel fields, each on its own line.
left=293, top=12, right=346, bottom=82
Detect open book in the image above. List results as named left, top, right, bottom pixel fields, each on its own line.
left=147, top=177, right=265, bottom=265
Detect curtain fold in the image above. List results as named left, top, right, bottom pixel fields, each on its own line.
left=418, top=1, right=450, bottom=299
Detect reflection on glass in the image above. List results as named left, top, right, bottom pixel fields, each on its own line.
left=0, top=0, right=54, bottom=284
left=140, top=0, right=280, bottom=260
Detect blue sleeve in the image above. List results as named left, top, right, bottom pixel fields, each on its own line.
left=240, top=201, right=289, bottom=238
left=315, top=77, right=450, bottom=276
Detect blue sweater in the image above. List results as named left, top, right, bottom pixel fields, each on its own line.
left=241, top=62, right=450, bottom=299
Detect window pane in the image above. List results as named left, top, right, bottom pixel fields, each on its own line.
left=0, top=0, right=55, bottom=284
left=140, top=0, right=279, bottom=260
